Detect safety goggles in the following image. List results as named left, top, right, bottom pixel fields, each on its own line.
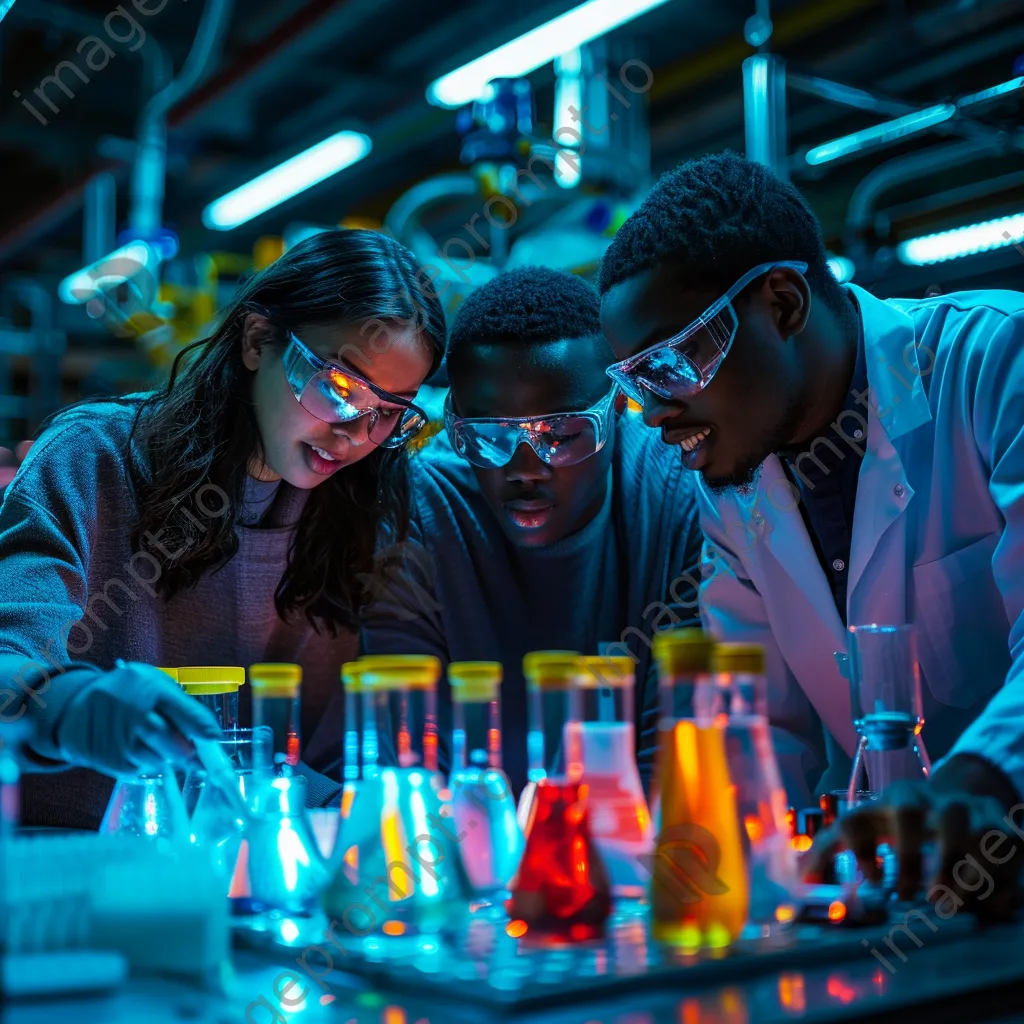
left=444, top=387, right=619, bottom=469
left=281, top=331, right=428, bottom=449
left=605, top=261, right=809, bottom=405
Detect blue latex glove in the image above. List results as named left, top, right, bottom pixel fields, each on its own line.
left=53, top=661, right=221, bottom=777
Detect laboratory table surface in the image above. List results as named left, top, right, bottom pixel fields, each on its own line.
left=7, top=915, right=1024, bottom=1024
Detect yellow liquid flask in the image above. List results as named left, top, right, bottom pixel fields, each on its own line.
left=567, top=656, right=654, bottom=898
left=650, top=632, right=796, bottom=950
left=448, top=661, right=524, bottom=894
left=321, top=655, right=471, bottom=936
left=177, top=666, right=246, bottom=731
left=519, top=650, right=581, bottom=828
left=250, top=663, right=301, bottom=775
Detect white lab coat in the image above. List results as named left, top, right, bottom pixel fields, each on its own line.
left=698, top=284, right=1024, bottom=805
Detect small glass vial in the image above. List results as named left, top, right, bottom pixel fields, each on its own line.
left=177, top=666, right=245, bottom=731
left=340, top=661, right=363, bottom=819
left=359, top=655, right=441, bottom=774
left=449, top=661, right=523, bottom=893
left=249, top=663, right=302, bottom=775
left=570, top=655, right=653, bottom=897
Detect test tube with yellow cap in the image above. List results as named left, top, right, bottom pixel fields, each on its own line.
left=358, top=655, right=441, bottom=773
left=177, top=666, right=245, bottom=732
left=249, top=663, right=301, bottom=774
left=341, top=662, right=363, bottom=789
left=523, top=651, right=581, bottom=784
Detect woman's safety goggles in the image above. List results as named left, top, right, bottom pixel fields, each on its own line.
left=282, top=332, right=428, bottom=449
left=444, top=387, right=619, bottom=469
left=605, top=261, right=809, bottom=405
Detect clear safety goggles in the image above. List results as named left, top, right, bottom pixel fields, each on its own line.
left=281, top=331, right=428, bottom=449
left=444, top=387, right=619, bottom=469
left=605, top=261, right=809, bottom=405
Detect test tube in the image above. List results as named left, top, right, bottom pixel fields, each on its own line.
left=249, top=663, right=302, bottom=774
left=523, top=650, right=581, bottom=784
left=358, top=655, right=441, bottom=774
left=341, top=661, right=363, bottom=785
left=177, top=666, right=245, bottom=731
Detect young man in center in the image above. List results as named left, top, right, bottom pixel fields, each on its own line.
left=361, top=265, right=702, bottom=794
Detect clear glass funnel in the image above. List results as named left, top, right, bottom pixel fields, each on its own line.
left=846, top=624, right=931, bottom=803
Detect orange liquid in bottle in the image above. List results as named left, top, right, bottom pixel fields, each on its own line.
left=651, top=721, right=749, bottom=947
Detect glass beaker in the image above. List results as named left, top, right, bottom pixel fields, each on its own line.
left=178, top=666, right=245, bottom=731
left=448, top=661, right=523, bottom=894
left=846, top=624, right=931, bottom=803
left=569, top=655, right=653, bottom=897
left=650, top=630, right=795, bottom=950
left=520, top=651, right=581, bottom=827
left=250, top=663, right=302, bottom=774
left=100, top=771, right=191, bottom=842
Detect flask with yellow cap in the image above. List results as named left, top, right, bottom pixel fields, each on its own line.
left=249, top=664, right=302, bottom=774
left=448, top=661, right=523, bottom=893
left=567, top=655, right=653, bottom=897
left=177, top=666, right=246, bottom=731
left=650, top=631, right=795, bottom=949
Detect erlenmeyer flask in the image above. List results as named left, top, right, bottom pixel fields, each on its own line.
left=519, top=651, right=581, bottom=828
left=846, top=624, right=931, bottom=803
left=650, top=630, right=795, bottom=951
left=506, top=780, right=611, bottom=940
left=448, top=661, right=523, bottom=894
left=321, top=655, right=471, bottom=935
left=100, top=771, right=190, bottom=842
left=568, top=655, right=653, bottom=898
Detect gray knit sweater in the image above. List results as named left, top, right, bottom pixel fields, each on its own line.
left=0, top=398, right=356, bottom=828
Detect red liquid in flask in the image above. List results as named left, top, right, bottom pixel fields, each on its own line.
left=506, top=781, right=611, bottom=940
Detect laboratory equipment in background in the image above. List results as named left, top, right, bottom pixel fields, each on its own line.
left=650, top=630, right=795, bottom=952
left=520, top=650, right=582, bottom=827
left=250, top=662, right=302, bottom=774
left=100, top=771, right=191, bottom=842
left=448, top=661, right=524, bottom=894
left=321, top=655, right=471, bottom=935
left=341, top=660, right=364, bottom=819
left=506, top=780, right=611, bottom=941
left=177, top=666, right=246, bottom=731
left=569, top=656, right=653, bottom=898
left=845, top=624, right=931, bottom=802
left=0, top=719, right=29, bottom=839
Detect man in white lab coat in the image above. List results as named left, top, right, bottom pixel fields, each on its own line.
left=599, top=151, right=1024, bottom=916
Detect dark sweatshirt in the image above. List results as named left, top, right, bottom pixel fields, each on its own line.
left=0, top=398, right=356, bottom=828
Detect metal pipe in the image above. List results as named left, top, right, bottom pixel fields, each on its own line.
left=84, top=173, right=116, bottom=265
left=743, top=53, right=788, bottom=180
left=129, top=0, right=234, bottom=239
left=787, top=72, right=914, bottom=118
left=844, top=139, right=1003, bottom=250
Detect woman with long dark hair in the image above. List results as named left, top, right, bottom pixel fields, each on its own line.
left=0, top=229, right=446, bottom=827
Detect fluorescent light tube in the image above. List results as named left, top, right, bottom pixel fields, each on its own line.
left=897, top=212, right=1024, bottom=265
left=805, top=104, right=955, bottom=166
left=203, top=131, right=372, bottom=231
left=0, top=0, right=17, bottom=24
left=427, top=0, right=672, bottom=109
left=958, top=77, right=1024, bottom=108
left=827, top=256, right=855, bottom=283
left=58, top=241, right=159, bottom=305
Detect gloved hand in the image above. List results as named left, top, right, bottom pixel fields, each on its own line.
left=53, top=662, right=221, bottom=776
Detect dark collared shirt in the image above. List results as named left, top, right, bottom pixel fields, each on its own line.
left=781, top=327, right=868, bottom=625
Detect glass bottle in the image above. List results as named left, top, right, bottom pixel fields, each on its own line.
left=177, top=666, right=245, bottom=731
left=321, top=654, right=470, bottom=935
left=846, top=624, right=931, bottom=802
left=250, top=663, right=302, bottom=774
left=569, top=655, right=653, bottom=898
left=448, top=661, right=523, bottom=894
left=520, top=650, right=581, bottom=827
left=650, top=630, right=795, bottom=950
left=100, top=771, right=191, bottom=842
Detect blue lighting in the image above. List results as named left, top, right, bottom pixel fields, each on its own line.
left=805, top=104, right=955, bottom=166
left=897, top=212, right=1024, bottom=265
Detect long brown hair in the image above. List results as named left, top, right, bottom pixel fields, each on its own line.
left=126, top=229, right=445, bottom=634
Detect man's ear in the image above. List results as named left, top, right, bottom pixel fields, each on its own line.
left=241, top=314, right=273, bottom=371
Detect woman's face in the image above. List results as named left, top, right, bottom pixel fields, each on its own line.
left=243, top=315, right=434, bottom=489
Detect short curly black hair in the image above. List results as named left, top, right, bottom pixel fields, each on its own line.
left=599, top=151, right=852, bottom=325
left=447, top=266, right=602, bottom=365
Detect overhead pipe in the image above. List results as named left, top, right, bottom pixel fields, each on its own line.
left=130, top=0, right=235, bottom=240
